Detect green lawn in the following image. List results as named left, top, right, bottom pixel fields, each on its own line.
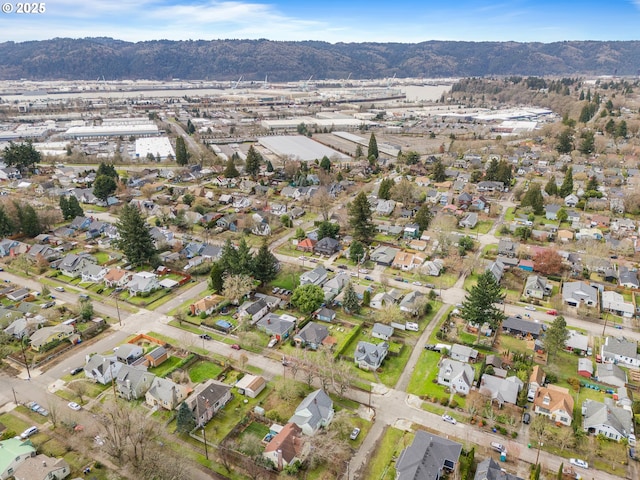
left=93, top=252, right=111, bottom=264
left=149, top=356, right=183, bottom=378
left=406, top=350, right=443, bottom=396
left=270, top=269, right=302, bottom=291
left=0, top=412, right=31, bottom=436
left=188, top=360, right=225, bottom=383
left=237, top=421, right=270, bottom=443
left=362, top=427, right=410, bottom=480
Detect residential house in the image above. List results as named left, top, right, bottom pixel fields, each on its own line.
left=354, top=341, right=389, bottom=370
left=565, top=330, right=589, bottom=354
left=145, top=376, right=189, bottom=410
left=69, top=215, right=92, bottom=231
left=450, top=344, right=478, bottom=363
left=392, top=250, right=425, bottom=271
left=126, top=272, right=160, bottom=296
left=596, top=363, right=627, bottom=388
left=524, top=275, right=551, bottom=299
left=186, top=379, right=233, bottom=427
left=474, top=458, right=523, bottom=480
left=263, top=423, right=306, bottom=471
left=577, top=358, right=594, bottom=378
left=619, top=267, right=639, bottom=289
left=395, top=430, right=462, bottom=480
left=322, top=272, right=349, bottom=301
left=314, top=307, right=337, bottom=323
left=294, top=322, right=329, bottom=350
left=372, top=323, right=394, bottom=341
left=376, top=199, right=396, bottom=216
left=313, top=237, right=340, bottom=256
left=80, top=264, right=108, bottom=283
left=557, top=229, right=574, bottom=242
left=370, top=246, right=400, bottom=266
left=289, top=389, right=334, bottom=436
left=437, top=359, right=475, bottom=395
left=564, top=194, right=579, bottom=207
left=498, top=239, right=518, bottom=257
left=477, top=181, right=505, bottom=192
left=299, top=266, right=328, bottom=286
left=3, top=315, right=46, bottom=339
left=114, top=343, right=143, bottom=364
left=115, top=365, right=155, bottom=400
left=84, top=354, right=123, bottom=384
left=58, top=253, right=96, bottom=278
left=459, top=212, right=478, bottom=228
left=601, top=337, right=640, bottom=368
left=532, top=385, right=574, bottom=426
left=403, top=223, right=420, bottom=240
left=103, top=268, right=133, bottom=289
left=457, top=192, right=473, bottom=207
left=257, top=313, right=296, bottom=340
left=6, top=288, right=30, bottom=302
left=562, top=281, right=598, bottom=307
left=399, top=291, right=425, bottom=316
left=602, top=291, right=635, bottom=318
left=576, top=228, right=603, bottom=241
left=486, top=260, right=505, bottom=284
left=518, top=259, right=534, bottom=272
left=12, top=454, right=70, bottom=480
left=235, top=374, right=267, bottom=398
left=296, top=238, right=316, bottom=252
left=479, top=374, right=522, bottom=407
left=471, top=196, right=488, bottom=211
left=528, top=366, right=546, bottom=396
left=583, top=398, right=635, bottom=442
left=422, top=259, right=444, bottom=277
left=502, top=317, right=543, bottom=339
left=370, top=291, right=397, bottom=310
left=26, top=244, right=59, bottom=262
left=544, top=204, right=562, bottom=220
left=144, top=346, right=169, bottom=368
left=238, top=298, right=270, bottom=324
left=190, top=294, right=225, bottom=316
left=0, top=437, right=37, bottom=480
left=29, top=324, right=74, bottom=351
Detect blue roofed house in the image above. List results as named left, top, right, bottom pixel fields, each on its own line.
left=396, top=430, right=462, bottom=480
left=289, top=389, right=334, bottom=436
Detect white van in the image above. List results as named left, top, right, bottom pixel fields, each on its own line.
left=20, top=426, right=38, bottom=439
left=405, top=322, right=419, bottom=332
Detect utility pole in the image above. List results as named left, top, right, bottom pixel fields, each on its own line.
left=20, top=339, right=31, bottom=380
left=12, top=387, right=17, bottom=405
left=114, top=294, right=122, bottom=327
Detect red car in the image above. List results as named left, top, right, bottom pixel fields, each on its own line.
left=546, top=309, right=558, bottom=316
left=230, top=344, right=241, bottom=350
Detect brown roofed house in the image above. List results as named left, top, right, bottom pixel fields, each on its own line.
left=263, top=423, right=307, bottom=470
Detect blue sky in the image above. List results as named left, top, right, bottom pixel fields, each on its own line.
left=1, top=0, right=640, bottom=43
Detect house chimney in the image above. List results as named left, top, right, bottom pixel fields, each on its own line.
left=43, top=460, right=47, bottom=467
left=277, top=449, right=283, bottom=471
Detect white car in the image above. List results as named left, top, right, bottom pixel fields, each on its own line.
left=490, top=442, right=505, bottom=452
left=68, top=402, right=82, bottom=411
left=412, top=281, right=423, bottom=286
left=54, top=286, right=65, bottom=292
left=349, top=427, right=361, bottom=440
left=525, top=305, right=536, bottom=311
left=442, top=414, right=457, bottom=425
left=569, top=458, right=588, bottom=469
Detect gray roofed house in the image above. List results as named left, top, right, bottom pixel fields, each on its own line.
left=601, top=336, right=640, bottom=368
left=3, top=315, right=46, bottom=339
left=545, top=203, right=562, bottom=220
left=474, top=458, right=524, bottom=480
left=619, top=267, right=639, bottom=289
left=294, top=322, right=329, bottom=350
left=450, top=344, right=479, bottom=363
left=322, top=272, right=349, bottom=301
left=145, top=376, right=190, bottom=410
left=126, top=271, right=160, bottom=296
left=80, top=263, right=108, bottom=283
left=524, top=275, right=551, bottom=299
left=565, top=330, right=588, bottom=353
left=577, top=358, right=594, bottom=378
left=29, top=324, right=75, bottom=351
left=299, top=266, right=328, bottom=286
left=238, top=298, right=270, bottom=323
left=372, top=323, right=394, bottom=341
left=486, top=260, right=505, bottom=283
left=313, top=237, right=341, bottom=256
left=498, top=239, right=518, bottom=257
left=582, top=398, right=635, bottom=442
left=562, top=281, right=598, bottom=307
left=596, top=363, right=627, bottom=388
left=459, top=212, right=478, bottom=228
left=58, top=253, right=96, bottom=278
left=115, top=364, right=155, bottom=400
left=289, top=389, right=334, bottom=436
left=354, top=341, right=389, bottom=371
left=502, top=316, right=544, bottom=339
left=370, top=245, right=400, bottom=266
left=437, top=359, right=475, bottom=395
left=399, top=290, right=425, bottom=315
left=186, top=379, right=233, bottom=427
left=115, top=344, right=143, bottom=364
left=479, top=374, right=522, bottom=407
left=257, top=313, right=296, bottom=338
left=396, top=430, right=462, bottom=480
left=84, top=354, right=123, bottom=384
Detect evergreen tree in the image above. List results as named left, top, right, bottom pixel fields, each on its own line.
left=349, top=240, right=365, bottom=264
left=362, top=289, right=371, bottom=307
left=378, top=178, right=394, bottom=200
left=367, top=133, right=379, bottom=161
left=114, top=204, right=157, bottom=266
left=319, top=156, right=331, bottom=172
left=579, top=131, right=595, bottom=154
left=18, top=204, right=42, bottom=237
left=176, top=401, right=195, bottom=434
left=59, top=196, right=70, bottom=220
left=0, top=206, right=14, bottom=237
left=209, top=261, right=225, bottom=293
left=236, top=237, right=254, bottom=276
left=556, top=128, right=573, bottom=154
left=67, top=195, right=84, bottom=218
left=93, top=175, right=117, bottom=201
left=559, top=167, right=574, bottom=197
left=604, top=118, right=616, bottom=135
left=431, top=159, right=447, bottom=182
left=317, top=221, right=340, bottom=240
left=342, top=282, right=360, bottom=314
left=223, top=156, right=240, bottom=178
left=97, top=163, right=119, bottom=179
left=521, top=183, right=544, bottom=215
left=2, top=141, right=41, bottom=173
left=460, top=270, right=506, bottom=343
left=175, top=136, right=189, bottom=165
left=414, top=204, right=433, bottom=231
left=496, top=159, right=512, bottom=185
left=252, top=240, right=279, bottom=284
left=586, top=176, right=598, bottom=192
left=355, top=144, right=363, bottom=159
left=266, top=160, right=274, bottom=172
left=245, top=145, right=262, bottom=177
left=186, top=119, right=195, bottom=135
left=219, top=239, right=239, bottom=275
left=544, top=176, right=558, bottom=196
left=615, top=120, right=628, bottom=138
left=485, top=158, right=499, bottom=181
left=348, top=191, right=375, bottom=245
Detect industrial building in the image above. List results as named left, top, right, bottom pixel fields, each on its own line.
left=258, top=135, right=351, bottom=162
left=135, top=137, right=175, bottom=161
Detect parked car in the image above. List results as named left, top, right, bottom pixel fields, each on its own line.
left=230, top=344, right=241, bottom=350
left=350, top=272, right=358, bottom=277
left=267, top=338, right=278, bottom=348
left=20, top=426, right=38, bottom=439
left=490, top=442, right=505, bottom=453
left=272, top=287, right=280, bottom=294
left=522, top=412, right=531, bottom=424
left=395, top=277, right=404, bottom=282
left=36, top=407, right=49, bottom=417
left=42, top=301, right=56, bottom=309
left=68, top=402, right=82, bottom=411
left=525, top=305, right=536, bottom=311
left=546, top=309, right=558, bottom=316
left=79, top=293, right=89, bottom=300
left=364, top=276, right=374, bottom=281
left=412, top=281, right=423, bottom=286
left=54, top=287, right=65, bottom=292
left=350, top=427, right=361, bottom=440
left=199, top=334, right=212, bottom=340
left=29, top=402, right=41, bottom=412
left=70, top=367, right=83, bottom=375
left=442, top=414, right=457, bottom=425
left=569, top=458, right=588, bottom=469
left=406, top=322, right=419, bottom=332
left=338, top=265, right=348, bottom=270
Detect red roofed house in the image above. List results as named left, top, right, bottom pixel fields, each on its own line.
left=263, top=423, right=308, bottom=470
left=297, top=238, right=316, bottom=253
left=103, top=268, right=133, bottom=289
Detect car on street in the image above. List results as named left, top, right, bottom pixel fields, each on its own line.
left=350, top=427, right=361, bottom=440
left=546, top=309, right=558, bottom=316
left=442, top=414, right=457, bottom=424
left=350, top=272, right=358, bottom=277
left=337, top=265, right=348, bottom=270
left=79, top=293, right=89, bottom=299
left=364, top=276, right=374, bottom=281
left=412, top=281, right=423, bottom=286
left=395, top=277, right=404, bottom=282
left=490, top=442, right=505, bottom=453
left=230, top=344, right=241, bottom=350
left=309, top=258, right=318, bottom=263
left=70, top=367, right=83, bottom=375
left=42, top=301, right=56, bottom=308
left=199, top=334, right=212, bottom=340
left=54, top=286, right=65, bottom=292
left=569, top=458, right=588, bottom=469
left=359, top=269, right=369, bottom=274
left=525, top=305, right=536, bottom=311
left=68, top=402, right=82, bottom=411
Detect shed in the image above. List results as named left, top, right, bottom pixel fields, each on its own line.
left=577, top=358, right=593, bottom=378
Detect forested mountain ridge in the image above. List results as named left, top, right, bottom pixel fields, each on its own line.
left=1, top=37, right=639, bottom=81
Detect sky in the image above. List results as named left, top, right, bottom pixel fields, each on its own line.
left=1, top=0, right=640, bottom=44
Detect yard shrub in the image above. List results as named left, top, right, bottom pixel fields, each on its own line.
left=266, top=409, right=285, bottom=423
left=567, top=377, right=581, bottom=392
left=439, top=397, right=449, bottom=406
left=450, top=400, right=458, bottom=409
left=511, top=431, right=518, bottom=438
left=199, top=312, right=207, bottom=319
